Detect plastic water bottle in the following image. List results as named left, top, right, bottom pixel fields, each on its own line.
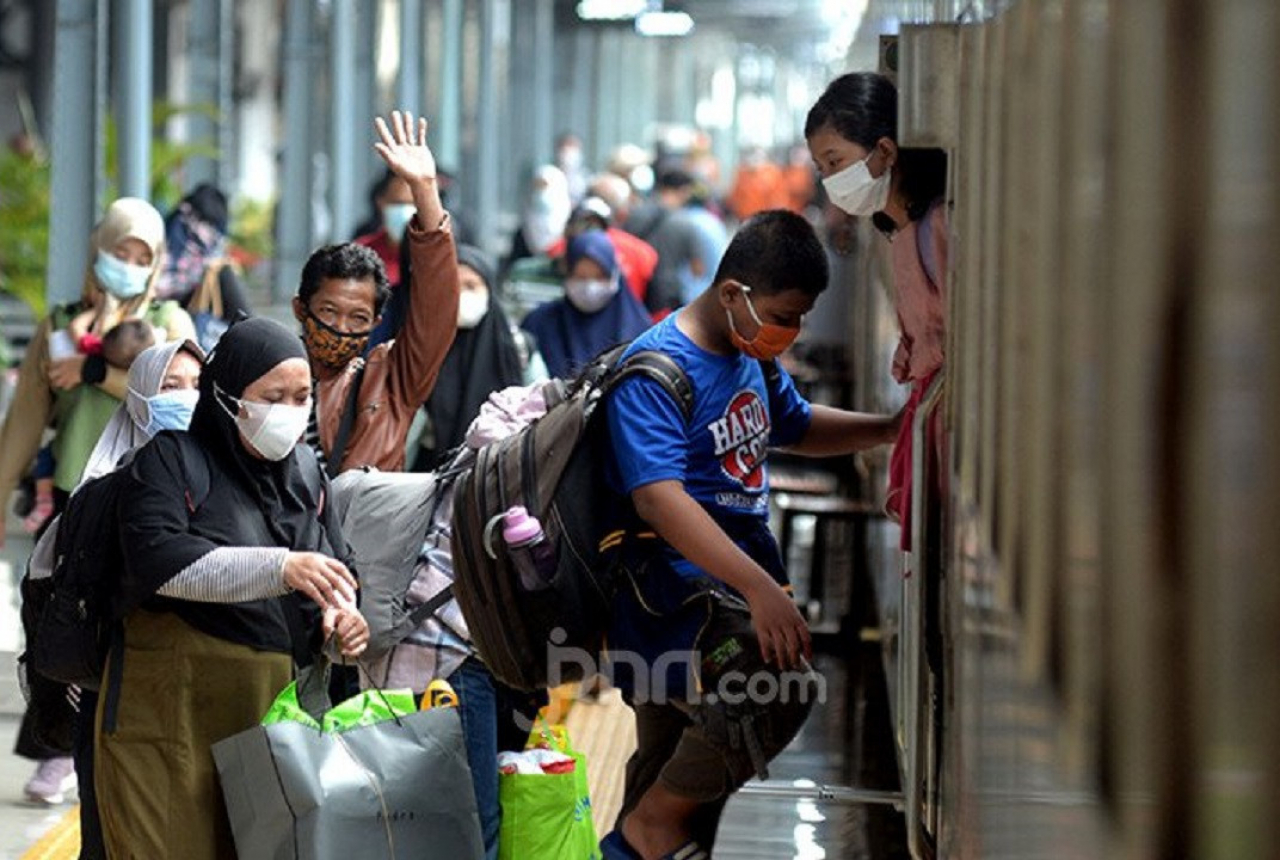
left=503, top=506, right=556, bottom=591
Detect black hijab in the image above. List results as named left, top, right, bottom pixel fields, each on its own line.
left=415, top=245, right=524, bottom=471
left=190, top=317, right=323, bottom=547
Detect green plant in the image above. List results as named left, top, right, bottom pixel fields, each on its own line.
left=230, top=195, right=276, bottom=262
left=0, top=148, right=52, bottom=317
left=0, top=102, right=220, bottom=317
left=103, top=102, right=221, bottom=210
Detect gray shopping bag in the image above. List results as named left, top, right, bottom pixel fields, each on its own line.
left=212, top=702, right=484, bottom=859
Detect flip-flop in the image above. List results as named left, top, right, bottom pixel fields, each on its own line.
left=599, top=830, right=709, bottom=860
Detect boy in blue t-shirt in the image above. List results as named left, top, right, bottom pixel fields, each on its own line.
left=600, top=210, right=900, bottom=860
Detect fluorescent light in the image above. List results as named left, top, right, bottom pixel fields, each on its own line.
left=635, top=10, right=694, bottom=37
left=577, top=0, right=649, bottom=20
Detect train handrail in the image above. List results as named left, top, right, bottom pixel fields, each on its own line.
left=737, top=781, right=905, bottom=810
left=902, top=371, right=946, bottom=860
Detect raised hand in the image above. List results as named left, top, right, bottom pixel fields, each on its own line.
left=373, top=110, right=437, bottom=186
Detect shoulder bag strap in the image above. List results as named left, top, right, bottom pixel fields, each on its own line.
left=326, top=362, right=367, bottom=478
left=915, top=201, right=943, bottom=290
left=406, top=584, right=455, bottom=626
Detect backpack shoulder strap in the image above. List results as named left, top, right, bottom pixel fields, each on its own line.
left=406, top=584, right=454, bottom=626
left=609, top=350, right=695, bottom=422
left=168, top=433, right=214, bottom=513
left=327, top=362, right=367, bottom=478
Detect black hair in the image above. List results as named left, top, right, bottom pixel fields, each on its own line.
left=712, top=209, right=828, bottom=298
left=298, top=243, right=391, bottom=315
left=655, top=166, right=694, bottom=190
left=370, top=167, right=398, bottom=202
left=101, top=318, right=157, bottom=369
left=350, top=168, right=402, bottom=239
left=804, top=72, right=897, bottom=149
left=183, top=183, right=230, bottom=233
left=805, top=72, right=947, bottom=223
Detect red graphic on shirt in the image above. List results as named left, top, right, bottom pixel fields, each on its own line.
left=708, top=390, right=770, bottom=490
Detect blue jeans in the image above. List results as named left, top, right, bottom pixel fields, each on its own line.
left=448, top=658, right=500, bottom=860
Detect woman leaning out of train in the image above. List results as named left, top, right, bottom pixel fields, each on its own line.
left=94, top=317, right=369, bottom=860
left=806, top=70, right=949, bottom=551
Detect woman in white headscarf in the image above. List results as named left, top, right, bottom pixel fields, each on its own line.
left=35, top=337, right=204, bottom=858
left=504, top=165, right=573, bottom=270
left=80, top=339, right=205, bottom=485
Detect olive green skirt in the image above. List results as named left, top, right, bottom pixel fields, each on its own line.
left=95, top=609, right=292, bottom=860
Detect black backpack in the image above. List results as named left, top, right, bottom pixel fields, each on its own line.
left=27, top=433, right=213, bottom=691
left=450, top=346, right=694, bottom=692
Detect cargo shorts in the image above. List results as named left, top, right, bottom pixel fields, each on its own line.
left=619, top=598, right=818, bottom=809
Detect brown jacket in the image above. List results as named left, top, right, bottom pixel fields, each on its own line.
left=316, top=219, right=458, bottom=473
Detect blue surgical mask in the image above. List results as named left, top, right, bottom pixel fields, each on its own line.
left=94, top=250, right=152, bottom=300
left=138, top=388, right=199, bottom=435
left=382, top=203, right=416, bottom=240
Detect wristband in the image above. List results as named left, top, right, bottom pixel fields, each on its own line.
left=81, top=353, right=107, bottom=384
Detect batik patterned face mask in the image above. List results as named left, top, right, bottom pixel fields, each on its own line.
left=300, top=308, right=371, bottom=368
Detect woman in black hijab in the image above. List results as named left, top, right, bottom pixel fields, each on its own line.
left=411, top=244, right=531, bottom=471
left=96, top=317, right=368, bottom=860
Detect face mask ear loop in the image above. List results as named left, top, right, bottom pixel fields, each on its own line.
left=738, top=285, right=768, bottom=329
left=725, top=283, right=754, bottom=345
left=126, top=385, right=150, bottom=431
left=211, top=381, right=242, bottom=423
left=305, top=304, right=373, bottom=340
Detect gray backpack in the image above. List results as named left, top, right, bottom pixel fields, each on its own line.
left=330, top=465, right=465, bottom=661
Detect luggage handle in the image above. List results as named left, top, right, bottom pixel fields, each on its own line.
left=527, top=712, right=570, bottom=754
left=298, top=647, right=407, bottom=730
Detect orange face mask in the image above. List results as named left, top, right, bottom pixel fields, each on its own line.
left=726, top=286, right=800, bottom=361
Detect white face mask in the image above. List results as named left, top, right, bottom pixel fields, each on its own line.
left=457, top=290, right=490, bottom=329
left=558, top=146, right=583, bottom=170
left=564, top=277, right=619, bottom=314
left=822, top=152, right=892, bottom=217
left=216, top=384, right=311, bottom=461
left=382, top=202, right=416, bottom=240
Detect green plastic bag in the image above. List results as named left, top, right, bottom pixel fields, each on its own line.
left=260, top=680, right=417, bottom=733
left=498, top=725, right=600, bottom=860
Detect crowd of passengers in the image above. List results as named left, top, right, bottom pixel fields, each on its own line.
left=1, top=68, right=946, bottom=860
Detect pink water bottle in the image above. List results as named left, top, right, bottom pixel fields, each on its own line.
left=503, top=506, right=556, bottom=591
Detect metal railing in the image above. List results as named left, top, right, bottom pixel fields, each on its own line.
left=901, top=371, right=946, bottom=859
